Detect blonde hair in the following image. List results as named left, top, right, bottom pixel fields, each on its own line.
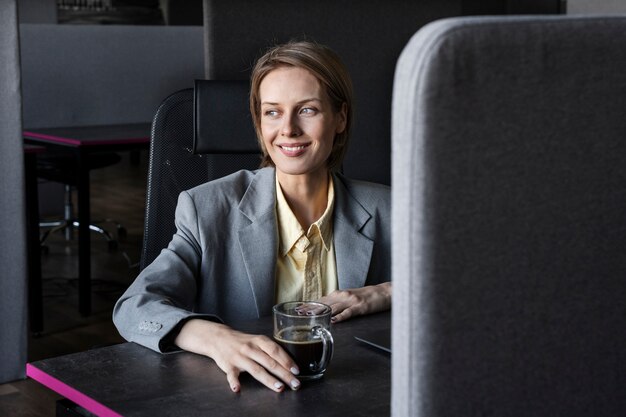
left=249, top=40, right=353, bottom=172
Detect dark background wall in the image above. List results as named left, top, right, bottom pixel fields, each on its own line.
left=462, top=0, right=565, bottom=14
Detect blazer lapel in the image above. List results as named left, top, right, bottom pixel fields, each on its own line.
left=332, top=174, right=374, bottom=289
left=237, top=168, right=278, bottom=317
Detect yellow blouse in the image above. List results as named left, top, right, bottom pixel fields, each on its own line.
left=274, top=175, right=338, bottom=303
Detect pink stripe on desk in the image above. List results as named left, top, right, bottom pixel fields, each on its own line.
left=23, top=132, right=82, bottom=146
left=23, top=131, right=149, bottom=146
left=26, top=363, right=124, bottom=417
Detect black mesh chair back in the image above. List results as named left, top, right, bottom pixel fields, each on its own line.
left=140, top=82, right=260, bottom=270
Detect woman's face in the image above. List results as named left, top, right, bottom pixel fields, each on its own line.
left=259, top=66, right=346, bottom=179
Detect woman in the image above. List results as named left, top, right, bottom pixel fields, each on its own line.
left=113, top=41, right=391, bottom=393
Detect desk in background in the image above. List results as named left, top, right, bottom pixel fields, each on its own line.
left=27, top=312, right=391, bottom=417
left=23, top=124, right=151, bottom=317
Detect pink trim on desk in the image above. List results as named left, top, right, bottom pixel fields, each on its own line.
left=26, top=363, right=124, bottom=417
left=23, top=131, right=149, bottom=147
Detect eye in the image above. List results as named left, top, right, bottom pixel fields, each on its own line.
left=263, top=109, right=279, bottom=118
left=300, top=107, right=317, bottom=115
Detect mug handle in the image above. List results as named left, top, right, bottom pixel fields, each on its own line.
left=310, top=326, right=334, bottom=373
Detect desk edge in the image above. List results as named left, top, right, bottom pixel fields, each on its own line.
left=26, top=363, right=124, bottom=417
left=23, top=131, right=150, bottom=146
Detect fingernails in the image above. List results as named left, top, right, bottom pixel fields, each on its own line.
left=274, top=381, right=284, bottom=390
left=331, top=316, right=337, bottom=323
left=290, top=379, right=301, bottom=390
left=290, top=366, right=300, bottom=375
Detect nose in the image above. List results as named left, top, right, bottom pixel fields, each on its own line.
left=281, top=112, right=301, bottom=137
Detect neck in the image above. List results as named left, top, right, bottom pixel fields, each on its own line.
left=277, top=170, right=330, bottom=229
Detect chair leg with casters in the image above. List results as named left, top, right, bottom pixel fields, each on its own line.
left=39, top=184, right=123, bottom=253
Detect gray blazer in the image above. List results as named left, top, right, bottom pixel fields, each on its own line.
left=113, top=167, right=391, bottom=352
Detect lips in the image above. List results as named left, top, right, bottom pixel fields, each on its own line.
left=278, top=143, right=310, bottom=157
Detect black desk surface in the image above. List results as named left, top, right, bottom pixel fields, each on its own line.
left=23, top=123, right=151, bottom=147
left=28, top=312, right=391, bottom=417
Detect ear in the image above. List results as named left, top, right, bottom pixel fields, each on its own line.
left=335, top=102, right=348, bottom=134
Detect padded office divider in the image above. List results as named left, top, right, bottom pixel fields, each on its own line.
left=203, top=0, right=463, bottom=185
left=392, top=16, right=626, bottom=416
left=568, top=0, right=626, bottom=14
left=141, top=89, right=260, bottom=270
left=193, top=80, right=257, bottom=154
left=19, top=24, right=204, bottom=128
left=0, top=0, right=28, bottom=383
left=17, top=0, right=58, bottom=23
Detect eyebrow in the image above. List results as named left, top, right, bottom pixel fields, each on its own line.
left=261, top=98, right=323, bottom=106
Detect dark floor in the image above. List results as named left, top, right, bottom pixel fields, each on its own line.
left=0, top=152, right=148, bottom=416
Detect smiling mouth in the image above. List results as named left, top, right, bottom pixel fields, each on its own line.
left=279, top=145, right=308, bottom=152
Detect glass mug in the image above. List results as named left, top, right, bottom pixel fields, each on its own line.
left=273, top=301, right=334, bottom=380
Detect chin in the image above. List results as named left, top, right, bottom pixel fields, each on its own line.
left=275, top=163, right=326, bottom=177
left=276, top=167, right=311, bottom=176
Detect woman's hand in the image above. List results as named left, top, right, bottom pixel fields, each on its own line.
left=317, top=282, right=391, bottom=323
left=174, top=319, right=301, bottom=393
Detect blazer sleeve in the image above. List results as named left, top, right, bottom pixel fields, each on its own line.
left=112, top=191, right=220, bottom=353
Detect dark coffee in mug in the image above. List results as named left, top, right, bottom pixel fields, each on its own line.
left=275, top=326, right=324, bottom=377
left=273, top=301, right=333, bottom=380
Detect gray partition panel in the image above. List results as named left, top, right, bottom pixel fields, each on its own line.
left=19, top=24, right=204, bottom=128
left=392, top=16, right=626, bottom=417
left=0, top=0, right=28, bottom=384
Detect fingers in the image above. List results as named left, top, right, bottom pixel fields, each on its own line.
left=258, top=337, right=300, bottom=375
left=226, top=369, right=241, bottom=393
left=178, top=321, right=301, bottom=393
left=251, top=337, right=301, bottom=390
left=321, top=289, right=362, bottom=316
left=294, top=304, right=328, bottom=316
left=320, top=287, right=385, bottom=323
left=218, top=335, right=300, bottom=393
left=241, top=353, right=300, bottom=392
left=330, top=305, right=357, bottom=323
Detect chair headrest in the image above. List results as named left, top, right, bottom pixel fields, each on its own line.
left=193, top=79, right=259, bottom=154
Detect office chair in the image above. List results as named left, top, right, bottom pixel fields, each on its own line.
left=140, top=80, right=260, bottom=270
left=37, top=151, right=125, bottom=252
left=391, top=16, right=626, bottom=416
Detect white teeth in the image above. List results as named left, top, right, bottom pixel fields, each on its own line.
left=281, top=145, right=306, bottom=151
